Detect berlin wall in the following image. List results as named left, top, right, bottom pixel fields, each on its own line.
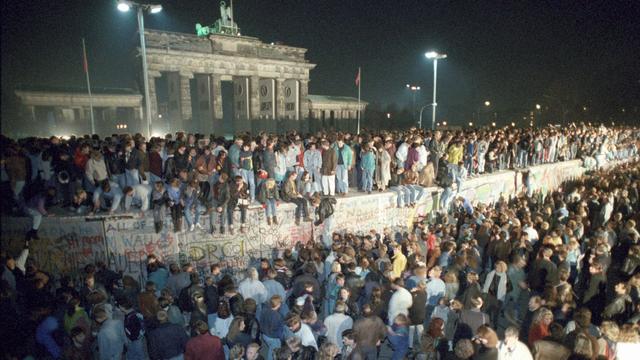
left=0, top=160, right=589, bottom=284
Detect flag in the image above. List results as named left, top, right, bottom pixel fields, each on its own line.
left=355, top=68, right=361, bottom=87
left=82, top=39, right=89, bottom=73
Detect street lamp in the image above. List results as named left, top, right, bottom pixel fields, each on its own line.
left=406, top=84, right=421, bottom=122
left=484, top=101, right=491, bottom=107
left=425, top=51, right=447, bottom=130
left=535, top=104, right=541, bottom=110
left=117, top=0, right=163, bottom=139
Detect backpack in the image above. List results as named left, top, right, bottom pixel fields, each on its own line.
left=124, top=311, right=145, bottom=341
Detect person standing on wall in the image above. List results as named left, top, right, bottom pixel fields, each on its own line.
left=333, top=134, right=353, bottom=196
left=320, top=140, right=337, bottom=196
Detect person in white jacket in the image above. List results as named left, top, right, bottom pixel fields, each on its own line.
left=238, top=268, right=268, bottom=313
left=497, top=326, right=533, bottom=360
left=123, top=184, right=151, bottom=212
left=85, top=150, right=109, bottom=192
left=323, top=301, right=353, bottom=353
left=396, top=138, right=410, bottom=170
left=388, top=277, right=413, bottom=325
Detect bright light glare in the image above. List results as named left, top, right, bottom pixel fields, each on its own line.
left=468, top=122, right=473, bottom=127
left=425, top=51, right=447, bottom=59
left=442, top=121, right=447, bottom=126
left=536, top=104, right=541, bottom=110
left=484, top=101, right=491, bottom=107
left=386, top=113, right=392, bottom=119
left=416, top=86, right=421, bottom=90
left=491, top=122, right=496, bottom=127
left=117, top=2, right=130, bottom=12
left=511, top=122, right=516, bottom=127
left=150, top=5, right=163, bottom=13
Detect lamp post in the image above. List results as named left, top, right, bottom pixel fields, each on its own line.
left=418, top=104, right=432, bottom=129
left=425, top=51, right=447, bottom=130
left=406, top=84, right=421, bottom=122
left=117, top=1, right=163, bottom=139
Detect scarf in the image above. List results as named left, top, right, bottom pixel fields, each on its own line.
left=482, top=270, right=508, bottom=301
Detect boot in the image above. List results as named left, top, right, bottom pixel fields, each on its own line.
left=209, top=226, right=216, bottom=235
left=267, top=217, right=272, bottom=225
left=220, top=226, right=225, bottom=235
left=273, top=216, right=278, bottom=225
left=30, top=230, right=40, bottom=240
left=295, top=217, right=301, bottom=226
left=154, top=221, right=163, bottom=234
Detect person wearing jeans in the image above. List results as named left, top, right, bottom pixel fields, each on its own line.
left=181, top=180, right=201, bottom=231
left=123, top=184, right=151, bottom=213
left=360, top=144, right=376, bottom=193
left=228, top=176, right=250, bottom=234
left=93, top=180, right=123, bottom=214
left=402, top=164, right=424, bottom=206
left=332, top=137, right=353, bottom=195
left=209, top=173, right=230, bottom=234
left=239, top=143, right=256, bottom=202
left=282, top=171, right=311, bottom=225
left=258, top=178, right=280, bottom=225
left=24, top=187, right=56, bottom=240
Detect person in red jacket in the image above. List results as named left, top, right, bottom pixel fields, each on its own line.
left=73, top=143, right=90, bottom=175
left=184, top=320, right=224, bottom=360
left=528, top=307, right=553, bottom=347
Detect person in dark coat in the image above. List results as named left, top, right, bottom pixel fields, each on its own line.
left=147, top=310, right=189, bottom=360
left=408, top=279, right=428, bottom=349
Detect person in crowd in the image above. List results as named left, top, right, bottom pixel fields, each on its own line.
left=360, top=143, right=376, bottom=194
left=1, top=128, right=640, bottom=360
left=209, top=173, right=230, bottom=234
left=282, top=171, right=311, bottom=225
left=147, top=310, right=189, bottom=360
left=258, top=177, right=280, bottom=225
left=333, top=135, right=353, bottom=196
left=498, top=326, right=533, bottom=360
left=228, top=175, right=250, bottom=234
left=184, top=320, right=224, bottom=360
left=123, top=183, right=151, bottom=213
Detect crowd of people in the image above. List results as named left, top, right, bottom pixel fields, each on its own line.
left=1, top=124, right=638, bottom=239
left=0, top=121, right=639, bottom=359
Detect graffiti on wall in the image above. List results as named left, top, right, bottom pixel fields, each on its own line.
left=1, top=160, right=597, bottom=282
left=0, top=217, right=105, bottom=279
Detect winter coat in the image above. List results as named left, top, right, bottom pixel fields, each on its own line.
left=147, top=322, right=189, bottom=360
left=210, top=181, right=230, bottom=207
left=388, top=287, right=413, bottom=325
left=332, top=143, right=353, bottom=167
left=314, top=197, right=336, bottom=226
left=257, top=182, right=280, bottom=203
left=303, top=149, right=322, bottom=172
left=361, top=151, right=376, bottom=172
left=228, top=181, right=250, bottom=208
left=281, top=179, right=300, bottom=202
left=262, top=149, right=277, bottom=177
left=320, top=148, right=337, bottom=175
left=375, top=149, right=391, bottom=187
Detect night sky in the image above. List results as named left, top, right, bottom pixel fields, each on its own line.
left=2, top=0, right=639, bottom=125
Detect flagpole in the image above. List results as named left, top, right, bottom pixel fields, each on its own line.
left=357, top=66, right=361, bottom=135
left=82, top=38, right=96, bottom=135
